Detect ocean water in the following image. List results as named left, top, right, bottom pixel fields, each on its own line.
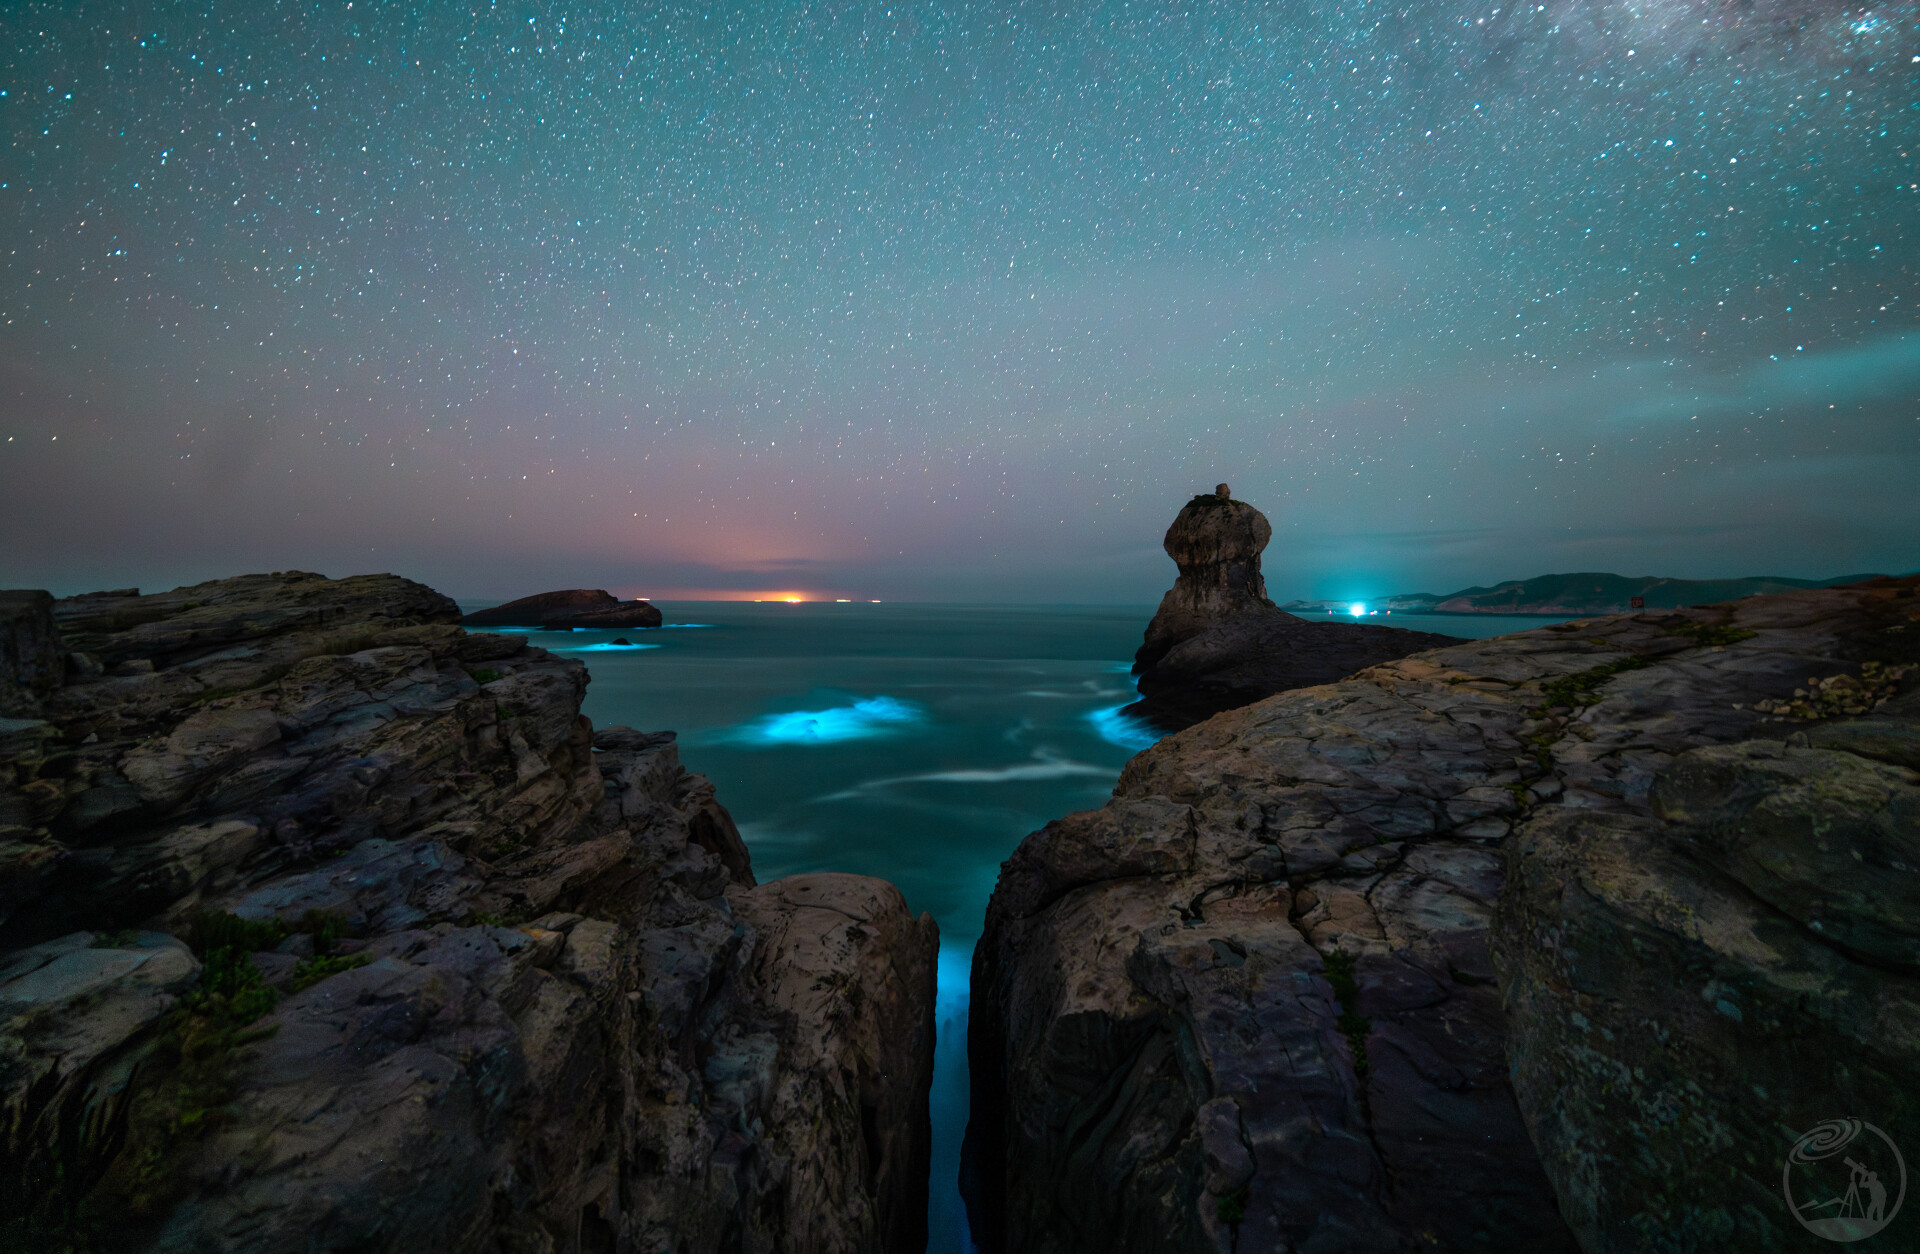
left=1287, top=609, right=1574, bottom=638
left=460, top=601, right=1561, bottom=1253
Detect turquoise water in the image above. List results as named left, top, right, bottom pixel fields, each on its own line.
left=461, top=601, right=1560, bottom=1253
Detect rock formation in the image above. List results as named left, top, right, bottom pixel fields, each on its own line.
left=462, top=588, right=664, bottom=630
left=1129, top=491, right=1463, bottom=732
left=1, top=571, right=935, bottom=1253
left=971, top=576, right=1919, bottom=1253
left=1493, top=591, right=1920, bottom=1252
left=1134, top=489, right=1277, bottom=667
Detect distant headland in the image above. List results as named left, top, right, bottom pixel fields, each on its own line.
left=1283, top=570, right=1890, bottom=617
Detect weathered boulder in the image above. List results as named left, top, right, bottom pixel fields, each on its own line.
left=972, top=576, right=1920, bottom=1253
left=461, top=589, right=664, bottom=630
left=1127, top=492, right=1463, bottom=733
left=0, top=572, right=936, bottom=1254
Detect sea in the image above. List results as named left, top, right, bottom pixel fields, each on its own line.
left=461, top=602, right=1561, bottom=1253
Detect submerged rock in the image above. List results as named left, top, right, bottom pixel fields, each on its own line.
left=0, top=571, right=935, bottom=1253
left=972, top=576, right=1920, bottom=1253
left=1127, top=491, right=1463, bottom=732
left=461, top=588, right=663, bottom=630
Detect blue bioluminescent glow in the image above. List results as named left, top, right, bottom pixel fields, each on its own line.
left=1349, top=603, right=1367, bottom=617
left=729, top=696, right=924, bottom=745
left=560, top=642, right=662, bottom=652
left=1087, top=704, right=1159, bottom=752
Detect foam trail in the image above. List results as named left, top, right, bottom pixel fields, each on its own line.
left=1087, top=703, right=1159, bottom=751
left=1018, top=682, right=1131, bottom=700
left=817, top=750, right=1113, bottom=800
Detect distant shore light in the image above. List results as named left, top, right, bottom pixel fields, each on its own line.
left=1349, top=602, right=1366, bottom=617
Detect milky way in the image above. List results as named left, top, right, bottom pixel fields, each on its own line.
left=3, top=1, right=1916, bottom=600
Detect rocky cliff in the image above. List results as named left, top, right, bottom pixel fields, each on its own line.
left=1129, top=490, right=1463, bottom=732
left=0, top=571, right=936, bottom=1253
left=971, top=575, right=1920, bottom=1252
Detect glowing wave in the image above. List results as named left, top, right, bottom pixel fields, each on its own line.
left=725, top=696, right=924, bottom=746
left=1087, top=704, right=1159, bottom=751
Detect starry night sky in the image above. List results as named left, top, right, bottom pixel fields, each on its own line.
left=3, top=0, right=1917, bottom=602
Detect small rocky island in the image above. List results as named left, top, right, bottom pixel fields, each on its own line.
left=461, top=587, right=664, bottom=630
left=972, top=554, right=1920, bottom=1251
left=1, top=573, right=934, bottom=1251
left=1128, top=485, right=1464, bottom=731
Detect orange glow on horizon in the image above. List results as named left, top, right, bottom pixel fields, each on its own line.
left=603, top=588, right=887, bottom=603
left=692, top=589, right=822, bottom=602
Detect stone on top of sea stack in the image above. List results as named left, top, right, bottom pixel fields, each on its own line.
left=460, top=587, right=662, bottom=630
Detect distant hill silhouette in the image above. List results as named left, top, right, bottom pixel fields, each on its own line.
left=1281, top=571, right=1890, bottom=616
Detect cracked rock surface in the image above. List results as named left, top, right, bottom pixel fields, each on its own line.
left=0, top=571, right=935, bottom=1253
left=971, top=576, right=1920, bottom=1253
